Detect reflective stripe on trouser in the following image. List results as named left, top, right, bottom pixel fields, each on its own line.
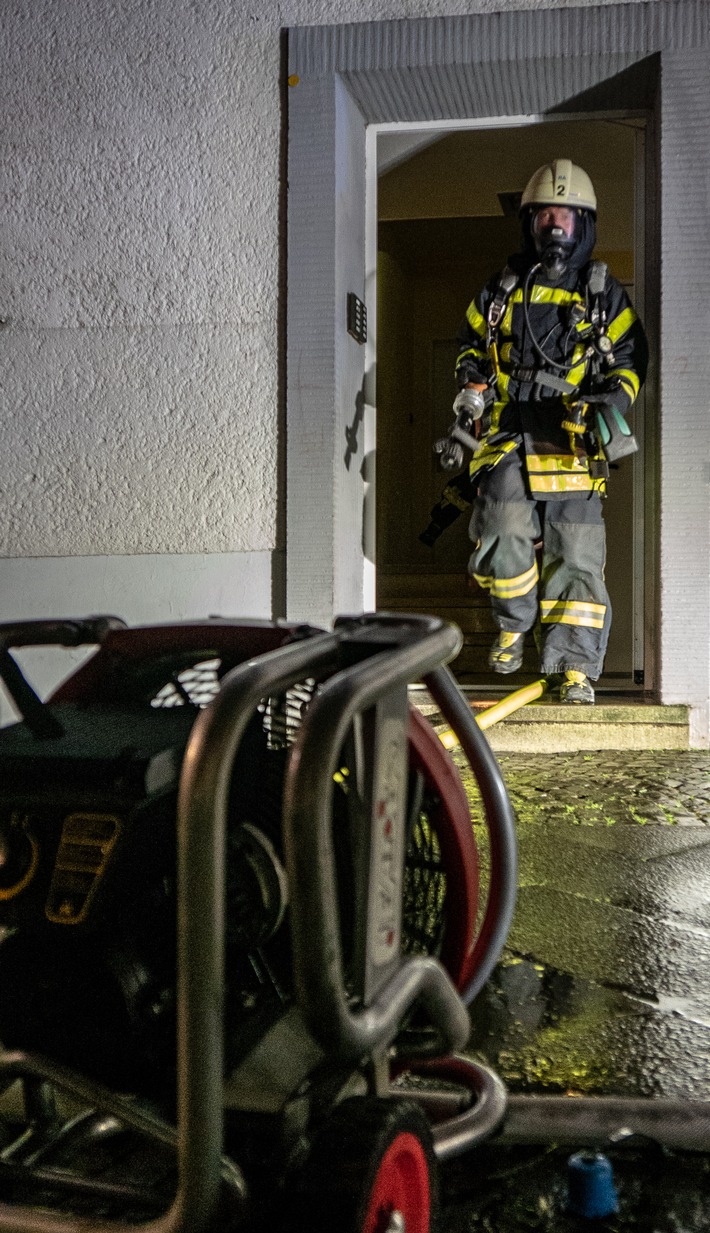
left=538, top=504, right=611, bottom=680
left=469, top=459, right=540, bottom=632
left=469, top=454, right=611, bottom=679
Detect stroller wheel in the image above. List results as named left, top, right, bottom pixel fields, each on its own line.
left=290, top=1096, right=438, bottom=1233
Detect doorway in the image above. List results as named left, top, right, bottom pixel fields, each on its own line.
left=374, top=118, right=646, bottom=688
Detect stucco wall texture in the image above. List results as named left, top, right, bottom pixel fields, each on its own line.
left=2, top=0, right=649, bottom=559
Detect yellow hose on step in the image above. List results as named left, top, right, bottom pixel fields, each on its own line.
left=438, top=678, right=548, bottom=750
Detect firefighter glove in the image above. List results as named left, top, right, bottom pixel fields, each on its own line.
left=587, top=395, right=638, bottom=463
left=455, top=359, right=488, bottom=389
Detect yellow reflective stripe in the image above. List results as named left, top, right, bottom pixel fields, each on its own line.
left=528, top=472, right=594, bottom=494
left=457, top=345, right=487, bottom=367
left=508, top=286, right=585, bottom=307
left=500, top=341, right=513, bottom=361
left=470, top=450, right=511, bottom=477
left=500, top=285, right=584, bottom=335
left=606, top=306, right=637, bottom=344
left=442, top=485, right=470, bottom=512
left=489, top=401, right=506, bottom=429
left=526, top=453, right=590, bottom=474
left=609, top=367, right=640, bottom=400
left=565, top=361, right=587, bottom=386
left=474, top=564, right=537, bottom=596
left=489, top=372, right=512, bottom=429
left=541, top=600, right=606, bottom=616
left=469, top=438, right=518, bottom=476
left=490, top=562, right=538, bottom=599
left=542, top=613, right=605, bottom=629
left=540, top=600, right=606, bottom=629
left=466, top=301, right=487, bottom=336
left=527, top=286, right=584, bottom=306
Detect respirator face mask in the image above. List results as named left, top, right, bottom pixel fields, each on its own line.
left=531, top=205, right=578, bottom=279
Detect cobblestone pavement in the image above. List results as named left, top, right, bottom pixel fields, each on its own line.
left=467, top=749, right=710, bottom=829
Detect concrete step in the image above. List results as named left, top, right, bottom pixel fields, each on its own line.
left=411, top=689, right=690, bottom=752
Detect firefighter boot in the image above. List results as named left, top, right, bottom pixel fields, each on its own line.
left=560, top=670, right=595, bottom=705
left=489, top=631, right=524, bottom=674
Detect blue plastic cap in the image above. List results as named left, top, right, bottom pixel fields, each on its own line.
left=566, top=1150, right=620, bottom=1219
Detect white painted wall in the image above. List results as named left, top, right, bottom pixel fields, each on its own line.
left=658, top=48, right=710, bottom=748
left=0, top=552, right=272, bottom=724
left=1, top=0, right=657, bottom=691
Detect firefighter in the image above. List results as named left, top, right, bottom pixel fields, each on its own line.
left=454, top=159, right=648, bottom=703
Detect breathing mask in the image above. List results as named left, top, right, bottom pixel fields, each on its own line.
left=531, top=206, right=578, bottom=280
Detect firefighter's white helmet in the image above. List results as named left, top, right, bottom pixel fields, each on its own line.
left=521, top=159, right=597, bottom=213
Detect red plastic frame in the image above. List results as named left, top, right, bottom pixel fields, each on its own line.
left=407, top=707, right=479, bottom=993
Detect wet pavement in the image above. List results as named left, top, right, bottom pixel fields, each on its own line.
left=441, top=747, right=710, bottom=1230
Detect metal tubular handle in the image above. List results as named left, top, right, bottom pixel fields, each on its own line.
left=392, top=1054, right=508, bottom=1160
left=0, top=616, right=127, bottom=738
left=172, top=630, right=341, bottom=1233
left=0, top=631, right=341, bottom=1233
left=431, top=1062, right=507, bottom=1159
left=284, top=615, right=471, bottom=1062
left=0, top=617, right=127, bottom=652
left=0, top=1051, right=243, bottom=1187
left=423, top=665, right=518, bottom=1006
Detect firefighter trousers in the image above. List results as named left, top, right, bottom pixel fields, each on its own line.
left=469, top=452, right=611, bottom=680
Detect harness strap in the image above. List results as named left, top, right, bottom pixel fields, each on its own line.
left=532, top=371, right=579, bottom=396
left=487, top=267, right=518, bottom=331
left=486, top=267, right=518, bottom=381
left=508, top=364, right=578, bottom=395
left=486, top=261, right=613, bottom=391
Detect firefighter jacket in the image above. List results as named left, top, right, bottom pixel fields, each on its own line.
left=455, top=259, right=648, bottom=499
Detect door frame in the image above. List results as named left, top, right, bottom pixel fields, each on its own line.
left=367, top=110, right=651, bottom=689
left=286, top=4, right=710, bottom=739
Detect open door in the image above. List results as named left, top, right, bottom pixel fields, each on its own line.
left=375, top=118, right=646, bottom=689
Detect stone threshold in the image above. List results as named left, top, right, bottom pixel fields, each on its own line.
left=410, top=688, right=690, bottom=753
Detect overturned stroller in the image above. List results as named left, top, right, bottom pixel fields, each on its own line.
left=0, top=611, right=517, bottom=1232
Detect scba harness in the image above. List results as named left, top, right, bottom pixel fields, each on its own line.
left=468, top=259, right=638, bottom=496
left=484, top=259, right=616, bottom=399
